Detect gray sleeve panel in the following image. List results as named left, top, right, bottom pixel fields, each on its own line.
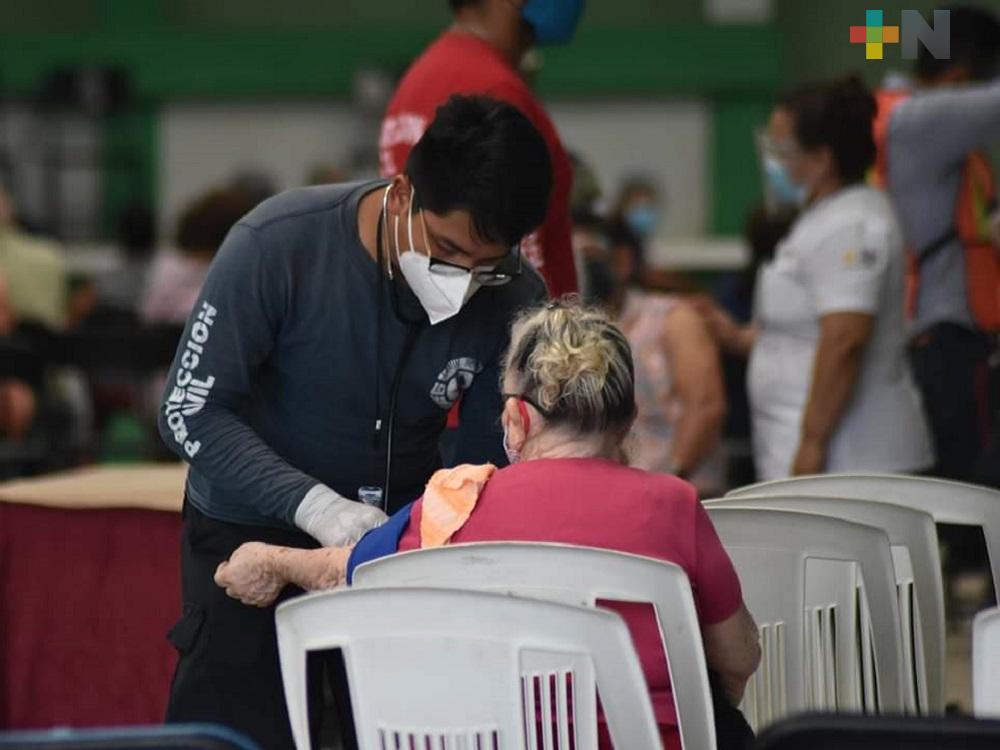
left=157, top=222, right=317, bottom=525
left=891, top=80, right=1000, bottom=178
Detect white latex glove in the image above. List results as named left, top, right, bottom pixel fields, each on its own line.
left=294, top=484, right=388, bottom=547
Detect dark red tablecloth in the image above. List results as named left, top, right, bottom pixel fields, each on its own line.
left=0, top=502, right=181, bottom=729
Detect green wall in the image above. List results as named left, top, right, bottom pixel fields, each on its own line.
left=778, top=0, right=1000, bottom=85
left=0, top=1, right=789, bottom=236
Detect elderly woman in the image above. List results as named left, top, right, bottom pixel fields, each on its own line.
left=216, top=300, right=760, bottom=750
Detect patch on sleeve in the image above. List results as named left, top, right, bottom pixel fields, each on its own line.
left=429, top=357, right=483, bottom=409
left=841, top=247, right=881, bottom=271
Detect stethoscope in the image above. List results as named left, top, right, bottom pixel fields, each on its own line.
left=371, top=184, right=424, bottom=514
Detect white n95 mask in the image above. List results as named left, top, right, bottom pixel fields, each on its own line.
left=394, top=186, right=479, bottom=325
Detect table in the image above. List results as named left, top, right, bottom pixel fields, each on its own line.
left=0, top=464, right=186, bottom=729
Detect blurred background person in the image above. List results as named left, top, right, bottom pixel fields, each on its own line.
left=0, top=271, right=37, bottom=442
left=873, top=5, right=1000, bottom=487
left=609, top=173, right=701, bottom=294
left=140, top=185, right=259, bottom=326
left=578, top=215, right=727, bottom=494
left=81, top=203, right=157, bottom=326
left=611, top=174, right=663, bottom=242
left=0, top=178, right=68, bottom=334
left=378, top=0, right=583, bottom=298
left=698, top=75, right=932, bottom=481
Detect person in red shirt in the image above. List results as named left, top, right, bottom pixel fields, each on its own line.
left=217, top=300, right=760, bottom=750
left=379, top=0, right=582, bottom=297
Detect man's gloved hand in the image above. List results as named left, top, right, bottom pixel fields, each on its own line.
left=294, top=484, right=388, bottom=547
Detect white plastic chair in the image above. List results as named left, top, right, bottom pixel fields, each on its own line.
left=353, top=542, right=715, bottom=750
left=705, top=507, right=906, bottom=729
left=726, top=474, right=1000, bottom=602
left=973, top=606, right=1000, bottom=718
left=706, top=494, right=945, bottom=715
left=275, top=586, right=663, bottom=750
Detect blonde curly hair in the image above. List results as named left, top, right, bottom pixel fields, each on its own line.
left=503, top=297, right=636, bottom=434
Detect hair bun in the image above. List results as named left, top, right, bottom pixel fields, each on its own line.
left=504, top=298, right=637, bottom=434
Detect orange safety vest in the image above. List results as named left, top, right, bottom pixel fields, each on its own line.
left=873, top=88, right=1000, bottom=333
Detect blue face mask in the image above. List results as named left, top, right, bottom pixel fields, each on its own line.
left=763, top=155, right=807, bottom=208
left=522, top=0, right=586, bottom=46
left=624, top=205, right=659, bottom=238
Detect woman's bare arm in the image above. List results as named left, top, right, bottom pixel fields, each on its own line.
left=214, top=542, right=353, bottom=607
left=792, top=312, right=874, bottom=475
left=661, top=303, right=726, bottom=476
left=701, top=603, right=762, bottom=705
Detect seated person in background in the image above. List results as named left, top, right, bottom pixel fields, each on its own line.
left=216, top=299, right=761, bottom=750
left=90, top=203, right=157, bottom=322
left=610, top=174, right=699, bottom=295
left=140, top=186, right=259, bottom=325
left=0, top=271, right=36, bottom=440
left=0, top=180, right=68, bottom=332
left=611, top=174, right=663, bottom=242
left=579, top=218, right=726, bottom=494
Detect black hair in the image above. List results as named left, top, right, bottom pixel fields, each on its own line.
left=779, top=74, right=877, bottom=184
left=405, top=94, right=552, bottom=249
left=176, top=187, right=259, bottom=256
left=917, top=6, right=1000, bottom=82
left=448, top=0, right=479, bottom=9
left=606, top=220, right=645, bottom=282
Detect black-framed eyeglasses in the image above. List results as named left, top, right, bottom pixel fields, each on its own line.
left=501, top=391, right=550, bottom=418
left=428, top=243, right=522, bottom=287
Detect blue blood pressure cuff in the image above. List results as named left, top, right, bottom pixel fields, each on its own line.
left=345, top=501, right=415, bottom=583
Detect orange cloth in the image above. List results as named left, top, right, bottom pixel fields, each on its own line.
left=419, top=463, right=496, bottom=548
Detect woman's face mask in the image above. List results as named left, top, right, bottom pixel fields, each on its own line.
left=624, top=203, right=659, bottom=238
left=389, top=185, right=480, bottom=325
left=759, top=112, right=811, bottom=213
left=763, top=155, right=808, bottom=209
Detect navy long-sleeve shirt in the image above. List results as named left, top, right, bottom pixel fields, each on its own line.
left=158, top=180, right=545, bottom=528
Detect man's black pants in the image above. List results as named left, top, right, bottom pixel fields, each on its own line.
left=910, top=323, right=999, bottom=574
left=909, top=323, right=996, bottom=484
left=165, top=500, right=352, bottom=749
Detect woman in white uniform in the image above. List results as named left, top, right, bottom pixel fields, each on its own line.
left=700, top=75, right=932, bottom=480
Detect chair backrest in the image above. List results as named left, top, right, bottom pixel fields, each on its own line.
left=726, top=473, right=1000, bottom=601
left=706, top=494, right=945, bottom=715
left=0, top=724, right=260, bottom=749
left=705, top=508, right=905, bottom=728
left=974, top=606, right=1000, bottom=718
left=353, top=542, right=715, bottom=750
left=754, top=713, right=1000, bottom=749
left=275, top=587, right=662, bottom=750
